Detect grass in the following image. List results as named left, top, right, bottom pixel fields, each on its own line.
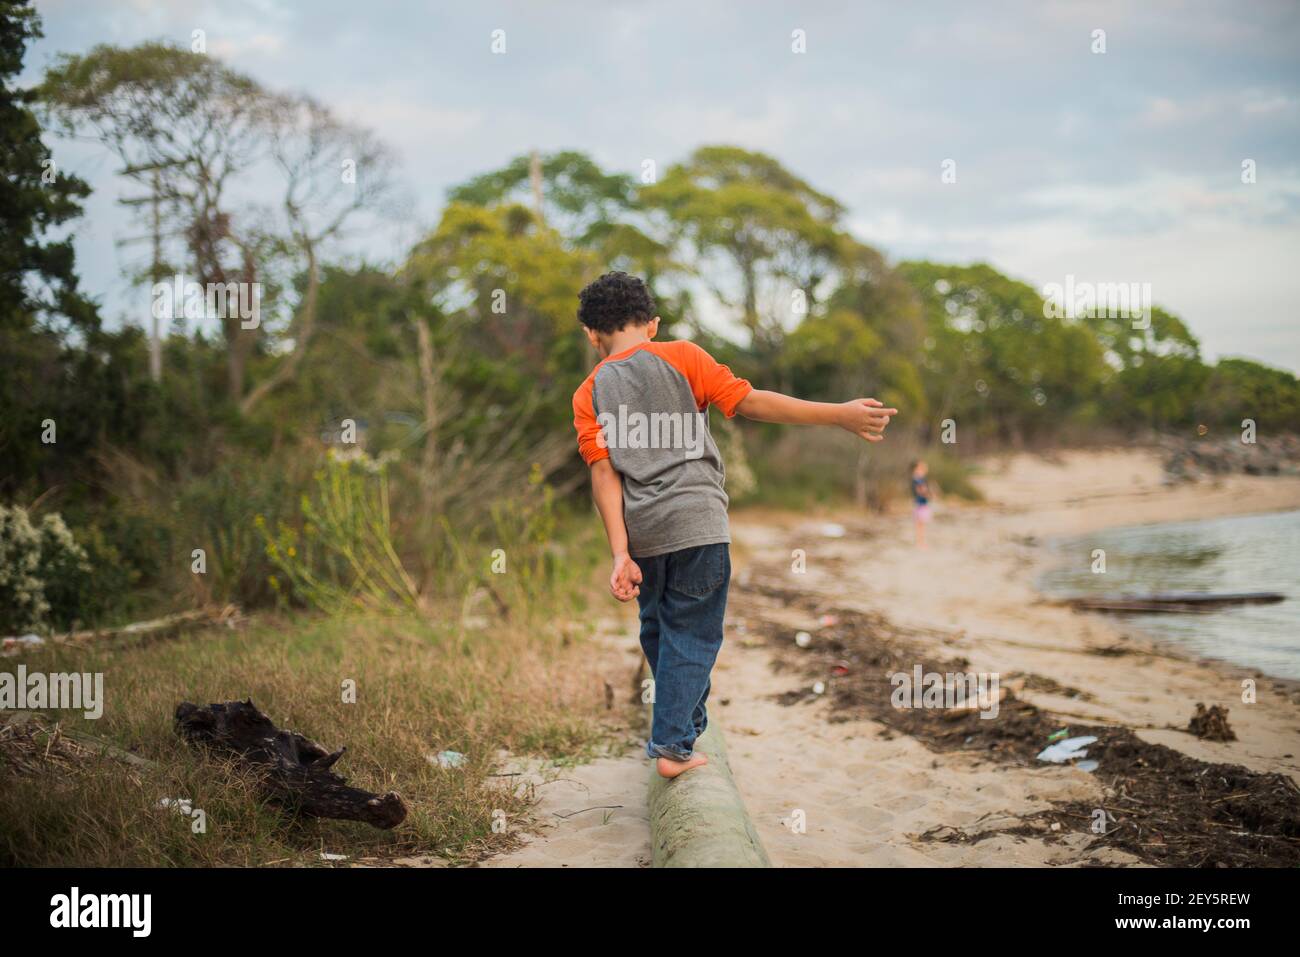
left=0, top=608, right=625, bottom=867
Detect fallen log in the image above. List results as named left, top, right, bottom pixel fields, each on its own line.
left=647, top=725, right=771, bottom=868
left=174, top=699, right=406, bottom=830
left=2, top=606, right=242, bottom=655
left=1065, top=592, right=1285, bottom=614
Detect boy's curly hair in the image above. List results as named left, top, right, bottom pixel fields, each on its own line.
left=577, top=271, right=655, bottom=334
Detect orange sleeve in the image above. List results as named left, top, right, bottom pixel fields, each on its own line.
left=655, top=341, right=753, bottom=417
left=572, top=375, right=610, bottom=465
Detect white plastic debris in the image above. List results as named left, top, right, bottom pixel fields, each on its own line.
left=158, top=798, right=193, bottom=815
left=320, top=852, right=349, bottom=861
left=1036, top=735, right=1098, bottom=764
left=1075, top=759, right=1100, bottom=773
left=812, top=681, right=826, bottom=695
left=428, top=750, right=466, bottom=769
left=794, top=631, right=812, bottom=648
left=819, top=523, right=847, bottom=538
left=1, top=634, right=45, bottom=656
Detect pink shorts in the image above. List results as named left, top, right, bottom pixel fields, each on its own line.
left=914, top=504, right=932, bottom=523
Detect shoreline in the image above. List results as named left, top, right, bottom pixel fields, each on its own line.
left=981, top=450, right=1300, bottom=694
left=1030, top=510, right=1300, bottom=688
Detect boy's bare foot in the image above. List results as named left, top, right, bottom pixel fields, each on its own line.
left=657, top=754, right=708, bottom=778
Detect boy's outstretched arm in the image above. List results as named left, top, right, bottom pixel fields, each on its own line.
left=589, top=458, right=642, bottom=602
left=736, top=390, right=898, bottom=441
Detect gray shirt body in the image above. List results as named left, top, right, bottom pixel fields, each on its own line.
left=591, top=348, right=731, bottom=558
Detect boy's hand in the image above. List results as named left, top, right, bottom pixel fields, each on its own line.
left=610, top=552, right=642, bottom=602
left=838, top=398, right=898, bottom=442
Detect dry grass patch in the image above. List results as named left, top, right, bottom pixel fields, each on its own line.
left=0, top=611, right=621, bottom=866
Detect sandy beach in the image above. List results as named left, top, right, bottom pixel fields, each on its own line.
left=485, top=448, right=1300, bottom=868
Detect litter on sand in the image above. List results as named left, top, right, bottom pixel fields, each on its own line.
left=794, top=631, right=812, bottom=648
left=819, top=523, right=847, bottom=538
left=1036, top=735, right=1098, bottom=764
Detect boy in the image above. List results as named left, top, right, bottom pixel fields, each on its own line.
left=571, top=272, right=897, bottom=778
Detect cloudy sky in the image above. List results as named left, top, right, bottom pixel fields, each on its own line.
left=26, top=0, right=1300, bottom=371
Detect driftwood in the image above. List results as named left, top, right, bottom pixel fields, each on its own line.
left=16, top=606, right=239, bottom=653
left=3, top=606, right=243, bottom=658
left=174, top=699, right=406, bottom=829
left=1066, top=592, right=1285, bottom=614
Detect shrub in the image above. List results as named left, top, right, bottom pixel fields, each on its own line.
left=0, top=505, right=92, bottom=634
left=259, top=449, right=422, bottom=615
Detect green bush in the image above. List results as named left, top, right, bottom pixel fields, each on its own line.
left=171, top=455, right=307, bottom=609
left=0, top=505, right=92, bottom=634
left=260, top=449, right=422, bottom=615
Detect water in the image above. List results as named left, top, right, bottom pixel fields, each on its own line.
left=1037, top=509, right=1300, bottom=680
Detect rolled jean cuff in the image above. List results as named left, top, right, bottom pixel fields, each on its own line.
left=646, top=740, right=693, bottom=762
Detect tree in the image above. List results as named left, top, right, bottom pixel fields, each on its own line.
left=404, top=201, right=595, bottom=402
left=0, top=0, right=97, bottom=334
left=789, top=240, right=927, bottom=413
left=448, top=150, right=686, bottom=332
left=1202, top=358, right=1300, bottom=434
left=0, top=0, right=124, bottom=498
left=449, top=149, right=636, bottom=245
left=40, top=43, right=397, bottom=411
left=1094, top=306, right=1208, bottom=429
left=400, top=202, right=595, bottom=514
left=898, top=261, right=1107, bottom=445
left=237, top=93, right=399, bottom=414
left=40, top=42, right=265, bottom=404
left=641, top=146, right=846, bottom=372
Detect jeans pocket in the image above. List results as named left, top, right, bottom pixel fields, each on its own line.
left=666, top=544, right=729, bottom=598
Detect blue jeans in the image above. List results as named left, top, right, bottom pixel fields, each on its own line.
left=636, top=542, right=730, bottom=761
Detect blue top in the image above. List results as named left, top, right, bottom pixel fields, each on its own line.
left=911, top=475, right=929, bottom=505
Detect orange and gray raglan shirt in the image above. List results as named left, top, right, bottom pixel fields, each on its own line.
left=572, top=340, right=753, bottom=558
